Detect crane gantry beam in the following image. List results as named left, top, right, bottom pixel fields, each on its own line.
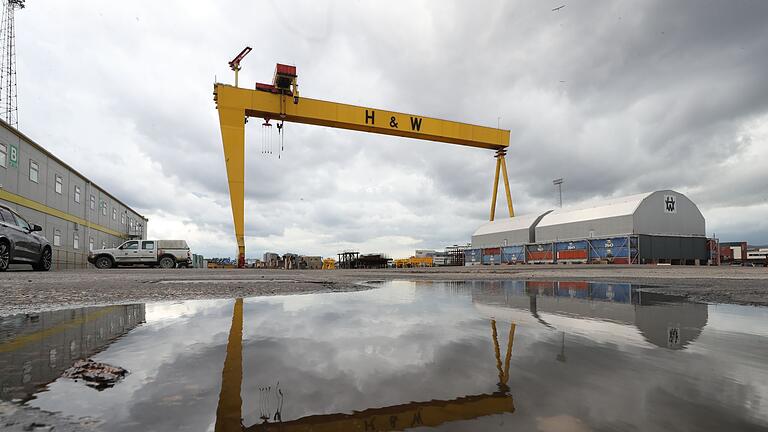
left=214, top=65, right=514, bottom=266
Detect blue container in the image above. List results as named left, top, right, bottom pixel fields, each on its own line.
left=482, top=254, right=502, bottom=265
left=588, top=237, right=631, bottom=261
left=555, top=240, right=588, bottom=251
left=526, top=243, right=554, bottom=263
left=500, top=280, right=527, bottom=295
left=502, top=245, right=525, bottom=264
left=589, top=282, right=632, bottom=303
left=465, top=249, right=482, bottom=264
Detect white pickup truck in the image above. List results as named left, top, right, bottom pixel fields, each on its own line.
left=88, top=239, right=192, bottom=269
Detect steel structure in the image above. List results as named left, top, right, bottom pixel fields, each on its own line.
left=0, top=0, right=23, bottom=128
left=215, top=55, right=513, bottom=266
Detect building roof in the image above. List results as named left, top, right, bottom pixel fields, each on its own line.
left=472, top=190, right=706, bottom=246
left=473, top=212, right=547, bottom=237
left=536, top=192, right=652, bottom=228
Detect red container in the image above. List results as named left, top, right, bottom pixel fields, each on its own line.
left=612, top=257, right=630, bottom=264
left=527, top=281, right=556, bottom=289
left=557, top=250, right=588, bottom=260
left=558, top=281, right=588, bottom=290
left=528, top=251, right=553, bottom=261
left=483, top=247, right=502, bottom=255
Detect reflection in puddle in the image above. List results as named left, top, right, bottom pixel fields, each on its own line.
left=0, top=305, right=145, bottom=401
left=0, top=280, right=766, bottom=431
left=215, top=297, right=516, bottom=432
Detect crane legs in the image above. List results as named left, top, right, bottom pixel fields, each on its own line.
left=219, top=107, right=247, bottom=267
left=489, top=149, right=515, bottom=221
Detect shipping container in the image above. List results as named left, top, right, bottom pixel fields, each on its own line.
left=526, top=280, right=556, bottom=295
left=526, top=243, right=554, bottom=263
left=556, top=281, right=589, bottom=299
left=464, top=249, right=482, bottom=266
left=589, top=282, right=632, bottom=303
left=501, top=245, right=526, bottom=264
left=555, top=240, right=588, bottom=263
left=482, top=253, right=502, bottom=265
left=500, top=280, right=527, bottom=295
left=588, top=237, right=636, bottom=263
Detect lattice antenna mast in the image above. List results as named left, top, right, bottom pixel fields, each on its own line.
left=0, top=0, right=23, bottom=128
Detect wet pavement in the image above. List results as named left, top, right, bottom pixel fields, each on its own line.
left=1, top=280, right=767, bottom=431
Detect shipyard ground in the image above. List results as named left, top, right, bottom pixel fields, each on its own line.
left=2, top=264, right=767, bottom=316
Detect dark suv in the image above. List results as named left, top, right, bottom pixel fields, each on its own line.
left=0, top=204, right=52, bottom=271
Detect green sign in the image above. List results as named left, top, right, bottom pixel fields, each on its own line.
left=9, top=143, right=17, bottom=167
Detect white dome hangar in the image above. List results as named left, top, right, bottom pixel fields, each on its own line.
left=471, top=190, right=707, bottom=264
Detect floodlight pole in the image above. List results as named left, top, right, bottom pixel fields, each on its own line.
left=553, top=178, right=564, bottom=208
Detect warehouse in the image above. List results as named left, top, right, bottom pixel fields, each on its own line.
left=0, top=120, right=147, bottom=269
left=470, top=190, right=707, bottom=265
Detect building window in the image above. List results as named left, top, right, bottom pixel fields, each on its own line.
left=73, top=232, right=79, bottom=250
left=0, top=143, right=6, bottom=168
left=53, top=229, right=61, bottom=247
left=89, top=237, right=94, bottom=251
left=121, top=213, right=125, bottom=224
left=29, top=160, right=39, bottom=183
left=101, top=201, right=107, bottom=216
left=90, top=195, right=96, bottom=210
left=54, top=174, right=63, bottom=194
left=112, top=208, right=117, bottom=220
left=74, top=186, right=81, bottom=203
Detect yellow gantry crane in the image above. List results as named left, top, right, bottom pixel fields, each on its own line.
left=215, top=48, right=514, bottom=266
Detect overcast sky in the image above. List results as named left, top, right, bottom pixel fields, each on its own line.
left=16, top=0, right=768, bottom=258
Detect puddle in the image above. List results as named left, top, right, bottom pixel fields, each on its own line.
left=1, top=280, right=767, bottom=431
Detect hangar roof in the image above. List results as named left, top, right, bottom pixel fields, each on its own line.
left=536, top=192, right=652, bottom=228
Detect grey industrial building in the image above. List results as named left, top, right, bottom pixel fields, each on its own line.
left=471, top=190, right=708, bottom=264
left=0, top=120, right=147, bottom=269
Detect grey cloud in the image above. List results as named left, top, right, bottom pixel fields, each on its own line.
left=16, top=0, right=768, bottom=257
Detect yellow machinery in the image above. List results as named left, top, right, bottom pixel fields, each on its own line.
left=214, top=298, right=516, bottom=431
left=215, top=51, right=514, bottom=267
left=321, top=258, right=336, bottom=270
left=395, top=257, right=434, bottom=268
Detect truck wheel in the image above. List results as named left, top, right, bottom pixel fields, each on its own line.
left=95, top=256, right=113, bottom=269
left=158, top=256, right=175, bottom=269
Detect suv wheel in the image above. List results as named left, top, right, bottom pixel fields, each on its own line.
left=158, top=256, right=175, bottom=269
left=0, top=241, right=9, bottom=272
left=32, top=247, right=52, bottom=271
left=95, top=256, right=113, bottom=269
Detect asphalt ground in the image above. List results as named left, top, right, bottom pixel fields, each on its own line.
left=2, top=264, right=767, bottom=316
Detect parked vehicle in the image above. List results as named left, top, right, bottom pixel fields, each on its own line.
left=746, top=250, right=768, bottom=267
left=0, top=204, right=52, bottom=271
left=88, top=239, right=191, bottom=269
